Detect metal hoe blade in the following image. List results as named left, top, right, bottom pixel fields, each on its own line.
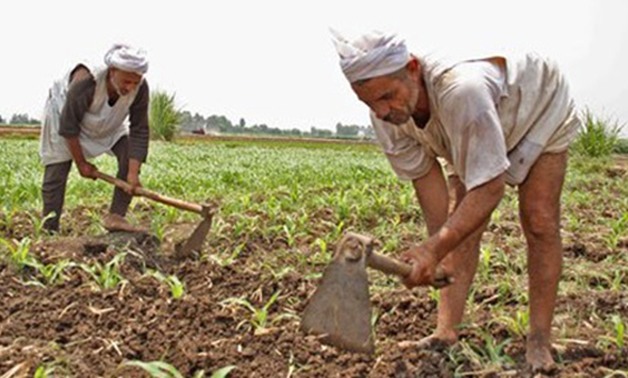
left=300, top=234, right=375, bottom=354
left=177, top=206, right=214, bottom=258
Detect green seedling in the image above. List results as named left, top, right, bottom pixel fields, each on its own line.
left=0, top=236, right=35, bottom=270
left=150, top=215, right=167, bottom=243
left=600, top=315, right=625, bottom=349
left=26, top=211, right=57, bottom=240
left=495, top=309, right=529, bottom=338
left=33, top=364, right=56, bottom=378
left=606, top=213, right=628, bottom=250
left=307, top=237, right=331, bottom=266
left=208, top=243, right=245, bottom=267
left=221, top=290, right=283, bottom=335
left=211, top=365, right=237, bottom=378
left=149, top=270, right=185, bottom=299
left=457, top=331, right=514, bottom=371
left=28, top=259, right=75, bottom=286
left=122, top=360, right=227, bottom=378
left=479, top=245, right=492, bottom=281
left=0, top=206, right=18, bottom=231
left=428, top=287, right=441, bottom=304
left=79, top=252, right=127, bottom=290
left=262, top=262, right=294, bottom=280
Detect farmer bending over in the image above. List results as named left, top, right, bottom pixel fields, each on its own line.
left=40, top=44, right=150, bottom=233
left=331, top=30, right=580, bottom=373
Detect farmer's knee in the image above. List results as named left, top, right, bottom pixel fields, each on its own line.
left=521, top=206, right=560, bottom=241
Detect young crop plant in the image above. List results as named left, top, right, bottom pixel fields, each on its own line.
left=610, top=270, right=625, bottom=292
left=457, top=331, right=514, bottom=372
left=122, top=360, right=236, bottom=378
left=208, top=243, right=245, bottom=267
left=149, top=270, right=185, bottom=299
left=29, top=259, right=75, bottom=286
left=27, top=211, right=57, bottom=240
left=0, top=206, right=18, bottom=232
left=599, top=315, right=625, bottom=350
left=495, top=309, right=529, bottom=338
left=0, top=236, right=36, bottom=271
left=220, top=290, right=290, bottom=335
left=79, top=252, right=127, bottom=290
left=33, top=363, right=57, bottom=378
left=262, top=261, right=294, bottom=280
left=606, top=213, right=628, bottom=250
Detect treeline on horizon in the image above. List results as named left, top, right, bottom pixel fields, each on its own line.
left=0, top=111, right=374, bottom=139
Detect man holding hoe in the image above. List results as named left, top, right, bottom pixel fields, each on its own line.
left=332, top=30, right=580, bottom=373
left=40, top=44, right=150, bottom=233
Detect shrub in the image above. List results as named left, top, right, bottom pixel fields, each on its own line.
left=149, top=90, right=181, bottom=141
left=572, top=109, right=624, bottom=158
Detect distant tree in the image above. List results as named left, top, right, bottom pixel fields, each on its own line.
left=239, top=118, right=246, bottom=128
left=178, top=110, right=193, bottom=131
left=207, top=115, right=234, bottom=133
left=192, top=113, right=206, bottom=131
left=362, top=125, right=375, bottom=138
left=10, top=113, right=30, bottom=124
left=0, top=114, right=4, bottom=124
left=335, top=122, right=360, bottom=136
left=311, top=126, right=333, bottom=138
left=7, top=113, right=39, bottom=125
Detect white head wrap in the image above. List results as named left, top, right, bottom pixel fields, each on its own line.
left=104, top=44, right=149, bottom=75
left=331, top=29, right=410, bottom=83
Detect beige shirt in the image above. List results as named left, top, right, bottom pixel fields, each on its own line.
left=372, top=53, right=581, bottom=190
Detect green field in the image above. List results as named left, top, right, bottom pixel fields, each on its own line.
left=0, top=138, right=627, bottom=377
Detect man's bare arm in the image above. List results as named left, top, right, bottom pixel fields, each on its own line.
left=412, top=160, right=449, bottom=236
left=426, top=173, right=505, bottom=262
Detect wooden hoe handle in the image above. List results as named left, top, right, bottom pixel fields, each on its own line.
left=94, top=171, right=204, bottom=215
left=342, top=232, right=452, bottom=288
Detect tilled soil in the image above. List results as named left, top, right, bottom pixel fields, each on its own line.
left=1, top=228, right=626, bottom=378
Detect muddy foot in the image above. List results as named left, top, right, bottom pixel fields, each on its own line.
left=526, top=339, right=557, bottom=375
left=398, top=333, right=457, bottom=351
left=103, top=213, right=148, bottom=233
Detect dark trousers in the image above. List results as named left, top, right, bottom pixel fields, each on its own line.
left=42, top=136, right=132, bottom=232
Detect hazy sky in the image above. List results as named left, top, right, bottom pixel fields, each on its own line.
left=2, top=0, right=627, bottom=135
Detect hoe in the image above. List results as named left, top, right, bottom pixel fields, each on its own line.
left=301, top=232, right=452, bottom=354
left=95, top=171, right=214, bottom=257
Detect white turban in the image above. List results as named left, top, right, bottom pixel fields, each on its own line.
left=331, top=29, right=410, bottom=83
left=104, top=44, right=149, bottom=75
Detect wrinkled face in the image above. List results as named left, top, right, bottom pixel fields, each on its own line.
left=351, top=68, right=419, bottom=125
left=109, top=68, right=142, bottom=96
